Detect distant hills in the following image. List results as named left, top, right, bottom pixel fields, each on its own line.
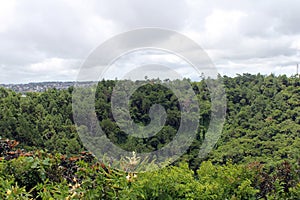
left=0, top=81, right=95, bottom=93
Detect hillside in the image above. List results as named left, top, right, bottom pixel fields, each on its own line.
left=0, top=74, right=299, bottom=199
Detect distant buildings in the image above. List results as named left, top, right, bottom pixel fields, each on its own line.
left=0, top=81, right=96, bottom=93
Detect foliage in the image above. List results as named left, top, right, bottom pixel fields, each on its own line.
left=0, top=74, right=299, bottom=198
left=0, top=145, right=299, bottom=199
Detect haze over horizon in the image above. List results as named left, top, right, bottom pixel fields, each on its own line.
left=1, top=0, right=300, bottom=84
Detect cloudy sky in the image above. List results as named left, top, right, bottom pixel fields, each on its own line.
left=0, top=0, right=300, bottom=83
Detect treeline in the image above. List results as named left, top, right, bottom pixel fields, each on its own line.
left=0, top=74, right=299, bottom=168
left=209, top=74, right=300, bottom=168
left=0, top=86, right=83, bottom=155
left=0, top=73, right=300, bottom=198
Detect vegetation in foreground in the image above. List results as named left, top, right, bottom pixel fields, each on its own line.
left=0, top=139, right=300, bottom=199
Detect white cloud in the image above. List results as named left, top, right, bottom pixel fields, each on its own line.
left=103, top=50, right=193, bottom=80
left=204, top=9, right=246, bottom=44
left=0, top=0, right=16, bottom=32
left=291, top=38, right=300, bottom=50
left=27, top=58, right=78, bottom=73
left=0, top=0, right=300, bottom=83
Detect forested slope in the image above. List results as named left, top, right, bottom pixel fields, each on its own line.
left=1, top=74, right=299, bottom=167
left=210, top=74, right=300, bottom=167
left=0, top=74, right=299, bottom=199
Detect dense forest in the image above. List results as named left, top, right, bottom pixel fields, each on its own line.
left=0, top=73, right=299, bottom=199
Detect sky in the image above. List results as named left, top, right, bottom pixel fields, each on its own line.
left=0, top=0, right=300, bottom=83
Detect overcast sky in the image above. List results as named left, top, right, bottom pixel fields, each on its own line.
left=0, top=0, right=300, bottom=83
